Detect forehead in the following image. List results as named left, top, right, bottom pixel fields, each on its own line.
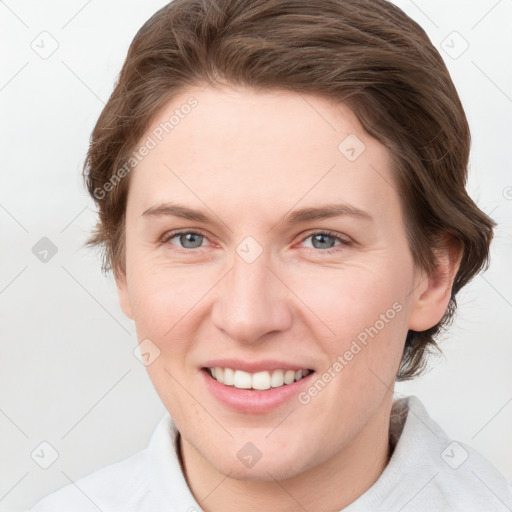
left=127, top=85, right=400, bottom=224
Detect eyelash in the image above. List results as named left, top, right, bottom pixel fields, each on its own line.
left=160, top=229, right=352, bottom=255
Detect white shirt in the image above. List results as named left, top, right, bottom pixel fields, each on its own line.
left=27, top=395, right=512, bottom=511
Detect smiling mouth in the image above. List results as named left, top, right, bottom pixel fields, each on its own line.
left=203, top=367, right=314, bottom=390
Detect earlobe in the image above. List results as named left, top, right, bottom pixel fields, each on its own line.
left=115, top=271, right=134, bottom=320
left=408, top=236, right=462, bottom=332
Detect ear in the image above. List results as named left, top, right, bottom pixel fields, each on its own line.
left=408, top=235, right=462, bottom=331
left=115, top=271, right=134, bottom=320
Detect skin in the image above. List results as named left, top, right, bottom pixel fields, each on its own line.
left=116, top=84, right=461, bottom=512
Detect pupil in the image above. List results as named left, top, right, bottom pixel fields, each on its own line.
left=313, top=234, right=335, bottom=249
left=182, top=233, right=202, bottom=248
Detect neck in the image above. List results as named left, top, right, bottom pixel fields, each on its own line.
left=179, top=393, right=394, bottom=512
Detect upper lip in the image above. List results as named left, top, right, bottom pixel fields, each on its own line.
left=202, top=359, right=314, bottom=373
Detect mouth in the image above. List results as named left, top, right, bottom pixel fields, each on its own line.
left=200, top=359, right=317, bottom=413
left=203, top=367, right=314, bottom=390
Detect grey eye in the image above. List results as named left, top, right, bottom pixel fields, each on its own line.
left=174, top=232, right=204, bottom=249
left=309, top=233, right=338, bottom=250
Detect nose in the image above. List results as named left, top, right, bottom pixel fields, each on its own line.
left=211, top=250, right=293, bottom=344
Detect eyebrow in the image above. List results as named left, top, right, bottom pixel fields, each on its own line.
left=141, top=202, right=373, bottom=226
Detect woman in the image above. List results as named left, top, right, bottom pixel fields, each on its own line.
left=28, top=0, right=512, bottom=510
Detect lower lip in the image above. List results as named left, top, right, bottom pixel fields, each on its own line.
left=201, top=369, right=315, bottom=413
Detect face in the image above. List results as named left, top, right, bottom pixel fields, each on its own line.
left=117, top=85, right=439, bottom=481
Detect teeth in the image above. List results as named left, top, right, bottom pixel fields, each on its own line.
left=208, top=367, right=311, bottom=390
left=252, top=371, right=271, bottom=390
left=233, top=370, right=252, bottom=389
left=271, top=369, right=284, bottom=387
left=284, top=370, right=296, bottom=384
left=224, top=368, right=234, bottom=386
left=214, top=367, right=224, bottom=383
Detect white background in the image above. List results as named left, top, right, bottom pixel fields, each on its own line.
left=1, top=1, right=511, bottom=510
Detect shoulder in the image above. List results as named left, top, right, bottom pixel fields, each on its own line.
left=388, top=396, right=512, bottom=511
left=345, top=395, right=512, bottom=512
left=26, top=413, right=190, bottom=512
left=26, top=449, right=150, bottom=512
left=432, top=439, right=512, bottom=511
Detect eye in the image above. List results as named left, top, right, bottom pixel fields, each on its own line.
left=160, top=229, right=351, bottom=255
left=298, top=230, right=351, bottom=254
left=161, top=230, right=208, bottom=251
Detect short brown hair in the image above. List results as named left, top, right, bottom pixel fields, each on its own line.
left=83, top=0, right=495, bottom=380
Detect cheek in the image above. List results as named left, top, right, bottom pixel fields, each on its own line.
left=128, top=262, right=205, bottom=325
left=288, top=263, right=411, bottom=397
left=127, top=264, right=218, bottom=368
left=290, top=263, right=409, bottom=340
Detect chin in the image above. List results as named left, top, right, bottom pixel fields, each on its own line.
left=201, top=438, right=316, bottom=482
left=213, top=456, right=307, bottom=482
